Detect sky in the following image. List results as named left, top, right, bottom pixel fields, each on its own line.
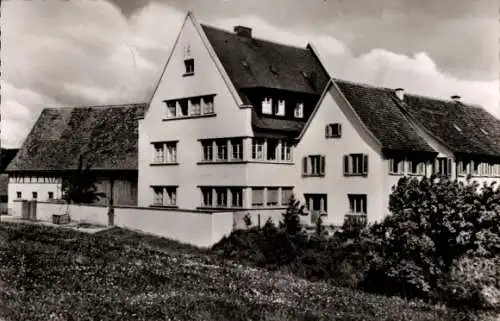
left=1, top=0, right=499, bottom=148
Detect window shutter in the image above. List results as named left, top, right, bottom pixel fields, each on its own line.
left=325, top=125, right=330, bottom=138
left=343, top=155, right=349, bottom=175
left=363, top=155, right=369, bottom=174
left=302, top=157, right=308, bottom=174
left=448, top=159, right=452, bottom=176
left=320, top=156, right=326, bottom=175
left=338, top=124, right=342, bottom=137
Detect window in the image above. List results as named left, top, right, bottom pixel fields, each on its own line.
left=252, top=188, right=264, bottom=207
left=152, top=142, right=177, bottom=164
left=252, top=139, right=265, bottom=160
left=184, top=58, right=194, bottom=75
left=344, top=154, right=368, bottom=176
left=303, top=155, right=325, bottom=176
left=434, top=157, right=451, bottom=177
left=16, top=192, right=22, bottom=199
left=215, top=188, right=227, bottom=207
left=203, top=96, right=214, bottom=114
left=409, top=160, right=426, bottom=175
left=267, top=188, right=279, bottom=206
left=201, top=140, right=213, bottom=161
left=275, top=100, right=285, bottom=116
left=348, top=194, right=367, bottom=214
left=32, top=192, right=38, bottom=199
left=281, top=188, right=294, bottom=206
left=230, top=188, right=243, bottom=208
left=201, top=187, right=213, bottom=207
left=294, top=102, right=304, bottom=118
left=166, top=101, right=176, bottom=118
left=325, top=123, right=342, bottom=138
left=267, top=140, right=278, bottom=161
left=305, top=194, right=327, bottom=212
left=281, top=141, right=292, bottom=161
left=191, top=97, right=201, bottom=115
left=230, top=139, right=243, bottom=161
left=216, top=140, right=228, bottom=161
left=48, top=192, right=54, bottom=200
left=457, top=160, right=468, bottom=176
left=389, top=157, right=405, bottom=175
left=179, top=99, right=189, bottom=116
left=151, top=186, right=177, bottom=206
left=262, top=97, right=272, bottom=115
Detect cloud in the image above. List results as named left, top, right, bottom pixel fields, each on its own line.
left=1, top=1, right=498, bottom=148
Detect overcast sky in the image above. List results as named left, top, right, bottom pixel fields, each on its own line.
left=1, top=0, right=499, bottom=148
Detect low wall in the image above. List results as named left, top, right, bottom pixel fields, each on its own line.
left=11, top=200, right=234, bottom=248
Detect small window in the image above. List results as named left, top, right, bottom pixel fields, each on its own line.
left=32, top=192, right=38, bottom=199
left=434, top=157, right=451, bottom=177
left=348, top=194, right=367, bottom=214
left=280, top=141, right=292, bottom=161
left=152, top=142, right=177, bottom=164
left=275, top=100, right=285, bottom=116
left=230, top=188, right=243, bottom=208
left=178, top=99, right=189, bottom=116
left=252, top=188, right=264, bottom=207
left=344, top=154, right=368, bottom=176
left=281, top=188, right=294, bottom=206
left=267, top=188, right=279, bottom=206
left=166, top=100, right=176, bottom=118
left=201, top=187, right=213, bottom=207
left=216, top=140, right=228, bottom=161
left=201, top=140, right=214, bottom=161
left=215, top=188, right=227, bottom=207
left=388, top=157, right=405, bottom=175
left=48, top=192, right=54, bottom=200
left=16, top=192, right=22, bottom=199
left=203, top=96, right=214, bottom=114
left=325, top=123, right=342, bottom=138
left=165, top=187, right=177, bottom=206
left=252, top=139, right=265, bottom=160
left=184, top=58, right=194, bottom=75
left=262, top=98, right=272, bottom=115
left=152, top=186, right=177, bottom=206
left=153, top=143, right=165, bottom=163
left=191, top=97, right=201, bottom=115
left=303, top=155, right=325, bottom=176
left=408, top=160, right=426, bottom=175
left=305, top=194, right=327, bottom=212
left=230, top=139, right=243, bottom=161
left=152, top=187, right=163, bottom=206
left=294, top=102, right=304, bottom=118
left=266, top=139, right=278, bottom=161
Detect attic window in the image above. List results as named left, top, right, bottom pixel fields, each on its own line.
left=262, top=97, right=272, bottom=115
left=453, top=124, right=462, bottom=132
left=294, top=103, right=304, bottom=119
left=480, top=128, right=489, bottom=135
left=184, top=58, right=194, bottom=76
left=325, top=123, right=342, bottom=138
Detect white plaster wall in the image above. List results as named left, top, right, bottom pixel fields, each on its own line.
left=294, top=86, right=386, bottom=226
left=138, top=17, right=252, bottom=209
left=8, top=181, right=61, bottom=213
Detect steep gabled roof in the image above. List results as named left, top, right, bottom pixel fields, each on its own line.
left=201, top=24, right=329, bottom=98
left=333, top=80, right=436, bottom=154
left=6, top=104, right=146, bottom=172
left=400, top=95, right=500, bottom=158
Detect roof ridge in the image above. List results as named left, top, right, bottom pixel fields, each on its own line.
left=43, top=103, right=148, bottom=111
left=200, top=23, right=309, bottom=52
left=332, top=78, right=482, bottom=109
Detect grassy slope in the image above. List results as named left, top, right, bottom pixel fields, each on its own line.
left=0, top=223, right=485, bottom=321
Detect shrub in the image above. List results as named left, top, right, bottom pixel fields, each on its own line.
left=243, top=213, right=253, bottom=229
left=440, top=256, right=500, bottom=310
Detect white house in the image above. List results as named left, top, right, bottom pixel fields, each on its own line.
left=138, top=11, right=500, bottom=227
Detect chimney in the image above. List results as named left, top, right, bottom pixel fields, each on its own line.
left=234, top=26, right=252, bottom=38
left=451, top=95, right=461, bottom=102
left=394, top=88, right=405, bottom=101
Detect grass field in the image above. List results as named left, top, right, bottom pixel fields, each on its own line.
left=0, top=222, right=492, bottom=321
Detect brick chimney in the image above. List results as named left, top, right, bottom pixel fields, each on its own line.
left=234, top=26, right=252, bottom=38
left=394, top=88, right=405, bottom=101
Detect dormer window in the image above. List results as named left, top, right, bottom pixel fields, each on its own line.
left=262, top=97, right=272, bottom=115
left=184, top=58, right=194, bottom=75
left=325, top=123, right=342, bottom=138
left=294, top=102, right=304, bottom=118
left=275, top=100, right=285, bottom=116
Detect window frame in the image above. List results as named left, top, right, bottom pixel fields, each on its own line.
left=348, top=194, right=367, bottom=215
left=325, top=123, right=342, bottom=138
left=184, top=58, right=194, bottom=75
left=344, top=154, right=368, bottom=177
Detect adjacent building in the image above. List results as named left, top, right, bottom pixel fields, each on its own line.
left=5, top=104, right=145, bottom=212
left=138, top=12, right=500, bottom=226
left=0, top=148, right=19, bottom=214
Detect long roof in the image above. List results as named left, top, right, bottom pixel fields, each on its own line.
left=0, top=148, right=19, bottom=172
left=6, top=104, right=146, bottom=172
left=332, top=79, right=500, bottom=157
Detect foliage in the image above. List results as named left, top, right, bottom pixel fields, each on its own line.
left=361, top=176, right=500, bottom=303
left=243, top=213, right=253, bottom=228
left=279, top=194, right=308, bottom=237
left=0, top=222, right=476, bottom=321
left=61, top=156, right=105, bottom=205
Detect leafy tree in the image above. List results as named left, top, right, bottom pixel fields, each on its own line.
left=61, top=156, right=105, bottom=207
left=280, top=194, right=308, bottom=236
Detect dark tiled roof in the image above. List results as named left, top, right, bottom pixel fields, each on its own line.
left=251, top=108, right=306, bottom=137
left=201, top=24, right=329, bottom=96
left=401, top=95, right=500, bottom=158
left=6, top=104, right=146, bottom=172
left=0, top=149, right=19, bottom=172
left=334, top=80, right=436, bottom=153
